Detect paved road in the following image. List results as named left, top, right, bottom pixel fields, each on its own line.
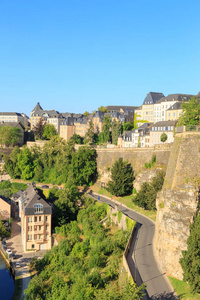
left=89, top=192, right=178, bottom=300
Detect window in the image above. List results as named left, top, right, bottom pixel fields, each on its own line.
left=28, top=217, right=33, bottom=223
left=39, top=216, right=42, bottom=222
left=34, top=225, right=37, bottom=231
left=32, top=244, right=35, bottom=249
left=39, top=226, right=42, bottom=231
left=28, top=235, right=32, bottom=240
left=35, top=216, right=37, bottom=222
left=28, top=226, right=32, bottom=231
left=34, top=203, right=43, bottom=213
left=46, top=225, right=48, bottom=230
left=46, top=233, right=48, bottom=240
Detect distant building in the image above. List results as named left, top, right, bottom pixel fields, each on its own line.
left=19, top=183, right=52, bottom=251
left=60, top=117, right=76, bottom=141
left=0, top=112, right=29, bottom=128
left=150, top=120, right=177, bottom=147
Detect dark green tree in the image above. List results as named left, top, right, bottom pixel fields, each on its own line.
left=122, top=122, right=134, bottom=132
left=102, top=114, right=112, bottom=143
left=112, top=119, right=122, bottom=145
left=177, top=97, right=200, bottom=126
left=160, top=132, right=168, bottom=143
left=43, top=124, right=57, bottom=140
left=70, top=134, right=83, bottom=144
left=180, top=213, right=200, bottom=293
left=70, top=146, right=97, bottom=186
left=34, top=117, right=45, bottom=140
left=84, top=121, right=95, bottom=144
left=107, top=158, right=134, bottom=196
left=0, top=217, right=7, bottom=237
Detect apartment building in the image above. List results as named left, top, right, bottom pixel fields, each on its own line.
left=60, top=117, right=76, bottom=141
left=0, top=112, right=29, bottom=127
left=19, top=183, right=52, bottom=251
left=149, top=120, right=177, bottom=147
left=166, top=102, right=182, bottom=121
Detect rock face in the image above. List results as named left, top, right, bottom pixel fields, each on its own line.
left=134, top=169, right=159, bottom=192
left=154, top=132, right=200, bottom=279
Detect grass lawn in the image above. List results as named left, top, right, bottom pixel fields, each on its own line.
left=90, top=184, right=156, bottom=222
left=169, top=276, right=200, bottom=300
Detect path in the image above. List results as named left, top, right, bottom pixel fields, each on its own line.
left=89, top=191, right=178, bottom=300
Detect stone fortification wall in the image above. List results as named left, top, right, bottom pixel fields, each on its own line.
left=154, top=132, right=200, bottom=279
left=96, top=145, right=171, bottom=183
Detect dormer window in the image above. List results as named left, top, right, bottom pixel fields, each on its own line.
left=34, top=203, right=43, bottom=213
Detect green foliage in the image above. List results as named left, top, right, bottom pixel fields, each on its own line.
left=43, top=124, right=57, bottom=140
left=84, top=121, right=95, bottom=144
left=126, top=217, right=136, bottom=231
left=112, top=120, right=122, bottom=145
left=102, top=114, right=112, bottom=143
left=34, top=117, right=46, bottom=140
left=71, top=146, right=97, bottom=186
left=144, top=154, right=156, bottom=168
left=160, top=132, right=168, bottom=143
left=107, top=158, right=134, bottom=196
left=118, top=211, right=123, bottom=223
left=70, top=133, right=83, bottom=144
left=180, top=213, right=200, bottom=293
left=133, top=171, right=165, bottom=210
left=25, top=201, right=144, bottom=300
left=98, top=106, right=108, bottom=113
left=0, top=180, right=11, bottom=189
left=122, top=122, right=135, bottom=132
left=0, top=125, right=22, bottom=147
left=177, top=97, right=200, bottom=126
left=0, top=217, right=7, bottom=237
left=83, top=111, right=89, bottom=117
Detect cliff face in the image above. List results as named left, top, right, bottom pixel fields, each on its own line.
left=154, top=132, right=200, bottom=279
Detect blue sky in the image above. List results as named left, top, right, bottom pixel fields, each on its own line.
left=0, top=0, right=200, bottom=117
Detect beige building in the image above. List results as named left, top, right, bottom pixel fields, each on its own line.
left=74, top=118, right=89, bottom=137
left=165, top=102, right=182, bottom=121
left=0, top=196, right=11, bottom=221
left=149, top=120, right=177, bottom=147
left=60, top=118, right=76, bottom=141
left=19, top=183, right=52, bottom=251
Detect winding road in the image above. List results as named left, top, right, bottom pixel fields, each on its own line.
left=89, top=191, right=178, bottom=300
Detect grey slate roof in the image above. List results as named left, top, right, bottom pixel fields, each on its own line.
left=0, top=112, right=22, bottom=116
left=167, top=102, right=182, bottom=111
left=156, top=94, right=194, bottom=104
left=106, top=106, right=138, bottom=112
left=0, top=196, right=11, bottom=205
left=151, top=120, right=177, bottom=130
left=32, top=102, right=43, bottom=112
left=143, top=92, right=165, bottom=105
left=21, top=183, right=51, bottom=216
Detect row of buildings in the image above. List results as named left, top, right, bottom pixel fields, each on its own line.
left=0, top=90, right=199, bottom=147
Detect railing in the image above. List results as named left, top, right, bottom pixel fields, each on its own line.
left=176, top=125, right=200, bottom=133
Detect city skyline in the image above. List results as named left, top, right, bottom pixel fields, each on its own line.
left=1, top=1, right=200, bottom=116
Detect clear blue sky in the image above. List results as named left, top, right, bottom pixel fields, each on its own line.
left=0, top=0, right=200, bottom=117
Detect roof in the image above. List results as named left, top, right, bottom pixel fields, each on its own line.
left=12, top=189, right=24, bottom=201
left=167, top=102, right=182, bottom=111
left=0, top=196, right=11, bottom=205
left=106, top=106, right=138, bottom=112
left=32, top=102, right=43, bottom=112
left=152, top=120, right=177, bottom=127
left=143, top=92, right=164, bottom=105
left=156, top=93, right=195, bottom=104
left=0, top=122, right=24, bottom=131
left=0, top=112, right=22, bottom=116
left=21, top=183, right=51, bottom=216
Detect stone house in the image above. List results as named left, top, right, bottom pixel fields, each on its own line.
left=19, top=183, right=52, bottom=251
left=149, top=120, right=177, bottom=147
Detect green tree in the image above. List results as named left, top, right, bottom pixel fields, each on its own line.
left=43, top=124, right=57, bottom=140
left=17, top=146, right=34, bottom=180
left=112, top=120, right=122, bottom=145
left=34, top=117, right=45, bottom=140
left=0, top=126, right=22, bottom=147
left=122, top=122, right=134, bottom=132
left=102, top=114, right=112, bottom=143
left=83, top=111, right=89, bottom=117
left=107, top=158, right=134, bottom=196
left=160, top=132, right=168, bottom=143
left=0, top=217, right=7, bottom=237
left=180, top=213, right=200, bottom=293
left=98, top=106, right=108, bottom=113
left=177, top=97, right=200, bottom=126
left=70, top=134, right=83, bottom=144
left=71, top=146, right=97, bottom=186
left=84, top=121, right=95, bottom=144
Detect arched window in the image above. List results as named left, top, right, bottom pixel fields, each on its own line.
left=34, top=203, right=43, bottom=213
